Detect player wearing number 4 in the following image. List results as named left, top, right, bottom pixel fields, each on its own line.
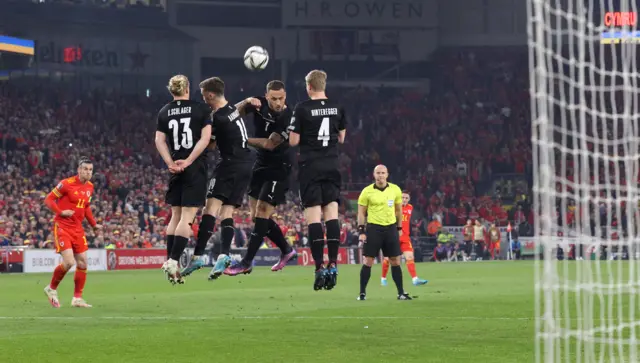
left=156, top=75, right=212, bottom=284
left=289, top=70, right=347, bottom=291
left=43, top=158, right=102, bottom=308
left=179, top=77, right=254, bottom=281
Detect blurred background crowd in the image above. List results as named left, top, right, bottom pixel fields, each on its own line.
left=0, top=47, right=537, bottom=258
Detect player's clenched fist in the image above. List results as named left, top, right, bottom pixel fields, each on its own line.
left=60, top=210, right=74, bottom=217
left=245, top=97, right=262, bottom=108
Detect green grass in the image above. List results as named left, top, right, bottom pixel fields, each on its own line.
left=0, top=262, right=535, bottom=363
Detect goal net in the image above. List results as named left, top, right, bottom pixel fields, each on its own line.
left=530, top=0, right=640, bottom=361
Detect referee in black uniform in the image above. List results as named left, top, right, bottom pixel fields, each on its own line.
left=357, top=165, right=412, bottom=301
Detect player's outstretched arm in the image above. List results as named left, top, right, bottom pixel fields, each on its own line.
left=235, top=97, right=261, bottom=116
left=155, top=131, right=180, bottom=173
left=288, top=106, right=301, bottom=146
left=247, top=132, right=285, bottom=151
left=178, top=124, right=212, bottom=168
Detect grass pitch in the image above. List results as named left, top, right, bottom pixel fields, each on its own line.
left=0, top=262, right=534, bottom=362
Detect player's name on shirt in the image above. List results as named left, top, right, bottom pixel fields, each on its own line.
left=226, top=109, right=240, bottom=121
left=310, top=108, right=339, bottom=117
left=168, top=107, right=192, bottom=117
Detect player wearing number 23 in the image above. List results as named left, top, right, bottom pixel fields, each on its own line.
left=156, top=97, right=212, bottom=207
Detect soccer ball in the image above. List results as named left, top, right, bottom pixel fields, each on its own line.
left=243, top=46, right=269, bottom=71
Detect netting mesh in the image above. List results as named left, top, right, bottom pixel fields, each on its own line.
left=530, top=0, right=640, bottom=361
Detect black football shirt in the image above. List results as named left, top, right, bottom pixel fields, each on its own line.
left=247, top=96, right=292, bottom=168
left=289, top=99, right=347, bottom=164
left=211, top=103, right=253, bottom=164
left=156, top=100, right=212, bottom=161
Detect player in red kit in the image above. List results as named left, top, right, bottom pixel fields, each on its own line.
left=381, top=192, right=428, bottom=286
left=43, top=158, right=101, bottom=308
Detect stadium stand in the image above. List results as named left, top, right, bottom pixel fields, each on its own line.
left=0, top=48, right=542, bottom=260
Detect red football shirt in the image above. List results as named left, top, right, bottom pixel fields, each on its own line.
left=401, top=204, right=413, bottom=237
left=47, top=175, right=96, bottom=232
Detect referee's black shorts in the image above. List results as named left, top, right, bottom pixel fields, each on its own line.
left=363, top=223, right=402, bottom=258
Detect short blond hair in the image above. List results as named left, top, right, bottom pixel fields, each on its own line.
left=167, top=75, right=189, bottom=97
left=305, top=70, right=327, bottom=92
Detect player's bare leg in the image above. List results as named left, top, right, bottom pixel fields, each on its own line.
left=389, top=256, right=412, bottom=300
left=381, top=257, right=390, bottom=286
left=164, top=206, right=198, bottom=284
left=182, top=198, right=221, bottom=277
left=71, top=252, right=91, bottom=308
left=209, top=202, right=234, bottom=280
left=403, top=251, right=428, bottom=286
left=162, top=206, right=182, bottom=284
left=322, top=202, right=340, bottom=290
left=305, top=205, right=327, bottom=290
left=45, top=249, right=75, bottom=308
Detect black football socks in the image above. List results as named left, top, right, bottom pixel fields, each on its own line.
left=195, top=214, right=216, bottom=256
left=391, top=265, right=405, bottom=295
left=308, top=222, right=325, bottom=270
left=220, top=218, right=235, bottom=256
left=325, top=219, right=340, bottom=265
left=243, top=217, right=270, bottom=264
left=360, top=265, right=371, bottom=295
left=266, top=219, right=292, bottom=254
left=170, top=235, right=189, bottom=261
left=166, top=235, right=175, bottom=259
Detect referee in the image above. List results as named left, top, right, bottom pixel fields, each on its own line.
left=357, top=165, right=412, bottom=301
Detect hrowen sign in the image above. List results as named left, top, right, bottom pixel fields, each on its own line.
left=282, top=0, right=436, bottom=28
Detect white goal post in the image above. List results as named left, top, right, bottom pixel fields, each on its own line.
left=530, top=0, right=640, bottom=361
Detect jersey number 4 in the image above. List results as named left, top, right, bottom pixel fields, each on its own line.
left=168, top=118, right=193, bottom=151
left=318, top=117, right=330, bottom=147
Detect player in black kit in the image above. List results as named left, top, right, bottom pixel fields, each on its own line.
left=223, top=80, right=298, bottom=276
left=178, top=77, right=253, bottom=281
left=289, top=70, right=347, bottom=291
left=155, top=75, right=212, bottom=284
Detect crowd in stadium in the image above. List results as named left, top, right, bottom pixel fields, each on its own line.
left=0, top=48, right=539, bottom=254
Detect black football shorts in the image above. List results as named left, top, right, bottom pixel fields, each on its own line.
left=166, top=159, right=207, bottom=207
left=248, top=165, right=290, bottom=207
left=362, top=224, right=402, bottom=258
left=207, top=161, right=252, bottom=207
left=298, top=160, right=341, bottom=209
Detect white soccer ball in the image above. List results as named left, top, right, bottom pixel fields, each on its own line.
left=244, top=46, right=269, bottom=71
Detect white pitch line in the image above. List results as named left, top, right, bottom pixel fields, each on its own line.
left=0, top=316, right=533, bottom=321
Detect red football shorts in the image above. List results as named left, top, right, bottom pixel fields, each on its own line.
left=400, top=237, right=413, bottom=253
left=490, top=241, right=500, bottom=251
left=54, top=223, right=88, bottom=254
